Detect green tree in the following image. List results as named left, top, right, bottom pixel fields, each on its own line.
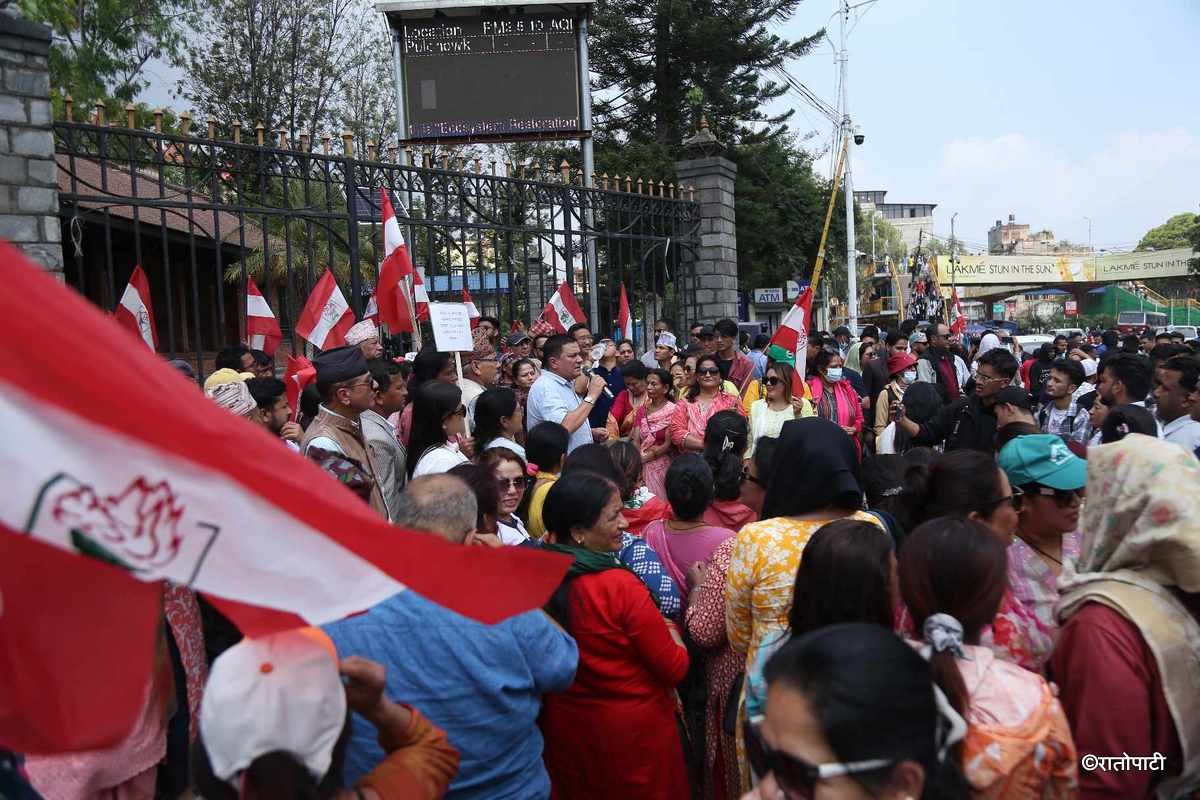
left=20, top=0, right=196, bottom=105
left=859, top=210, right=907, bottom=263
left=1136, top=212, right=1200, bottom=296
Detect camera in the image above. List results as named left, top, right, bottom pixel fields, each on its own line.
left=853, top=124, right=865, bottom=146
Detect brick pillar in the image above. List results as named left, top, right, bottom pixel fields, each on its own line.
left=675, top=119, right=738, bottom=323
left=0, top=13, right=61, bottom=275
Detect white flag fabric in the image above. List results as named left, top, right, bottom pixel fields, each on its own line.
left=295, top=269, right=354, bottom=350
left=114, top=265, right=158, bottom=351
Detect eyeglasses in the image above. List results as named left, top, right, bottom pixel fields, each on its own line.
left=986, top=485, right=1023, bottom=512
left=696, top=367, right=721, bottom=376
left=763, top=376, right=782, bottom=386
left=973, top=372, right=1007, bottom=385
left=344, top=377, right=375, bottom=391
left=740, top=467, right=766, bottom=488
left=683, top=365, right=695, bottom=372
left=743, top=717, right=891, bottom=799
left=1029, top=485, right=1084, bottom=507
left=496, top=476, right=527, bottom=491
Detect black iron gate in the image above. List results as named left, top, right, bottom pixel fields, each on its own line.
left=54, top=116, right=700, bottom=372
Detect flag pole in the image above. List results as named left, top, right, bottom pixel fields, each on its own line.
left=810, top=134, right=851, bottom=296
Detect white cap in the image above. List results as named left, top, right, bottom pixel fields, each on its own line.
left=1081, top=358, right=1098, bottom=377
left=200, top=629, right=346, bottom=787
left=346, top=320, right=379, bottom=346
left=655, top=332, right=678, bottom=351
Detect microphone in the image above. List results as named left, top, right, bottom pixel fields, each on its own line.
left=581, top=364, right=613, bottom=398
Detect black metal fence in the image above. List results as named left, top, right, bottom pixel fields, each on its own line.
left=54, top=117, right=700, bottom=371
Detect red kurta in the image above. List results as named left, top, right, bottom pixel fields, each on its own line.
left=542, top=569, right=691, bottom=800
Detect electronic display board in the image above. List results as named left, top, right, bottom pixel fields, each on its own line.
left=398, top=11, right=583, bottom=141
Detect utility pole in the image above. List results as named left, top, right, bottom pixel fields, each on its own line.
left=840, top=0, right=858, bottom=336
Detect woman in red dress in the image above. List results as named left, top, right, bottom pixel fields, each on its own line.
left=540, top=471, right=691, bottom=800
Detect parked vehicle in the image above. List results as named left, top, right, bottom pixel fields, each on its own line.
left=1158, top=325, right=1199, bottom=341
left=1116, top=311, right=1168, bottom=336
left=1051, top=327, right=1084, bottom=339
left=1016, top=334, right=1055, bottom=356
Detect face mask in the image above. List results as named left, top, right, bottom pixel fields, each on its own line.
left=825, top=367, right=843, bottom=382
left=902, top=369, right=917, bottom=383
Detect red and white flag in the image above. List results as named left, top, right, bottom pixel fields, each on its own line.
left=376, top=189, right=421, bottom=332
left=617, top=283, right=633, bottom=340
left=284, top=354, right=317, bottom=421
left=0, top=242, right=570, bottom=754
left=296, top=268, right=354, bottom=350
left=764, top=286, right=814, bottom=399
left=363, top=293, right=379, bottom=325
left=463, top=286, right=480, bottom=329
left=413, top=269, right=430, bottom=322
left=114, top=265, right=158, bottom=351
left=539, top=281, right=587, bottom=333
left=245, top=278, right=282, bottom=356
left=950, top=288, right=967, bottom=336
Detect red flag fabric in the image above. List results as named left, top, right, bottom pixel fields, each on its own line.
left=950, top=288, right=967, bottom=335
left=539, top=281, right=587, bottom=333
left=284, top=354, right=316, bottom=421
left=363, top=293, right=379, bottom=325
left=114, top=265, right=158, bottom=351
left=463, top=286, right=481, bottom=329
left=245, top=278, right=282, bottom=356
left=376, top=189, right=416, bottom=332
left=0, top=242, right=571, bottom=753
left=765, top=286, right=814, bottom=400
left=295, top=268, right=354, bottom=350
left=617, top=283, right=633, bottom=341
left=0, top=528, right=162, bottom=753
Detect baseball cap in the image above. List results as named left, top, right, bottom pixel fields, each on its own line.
left=998, top=433, right=1087, bottom=490
left=909, top=331, right=928, bottom=344
left=993, top=386, right=1032, bottom=410
left=695, top=325, right=715, bottom=339
left=506, top=331, right=532, bottom=347
left=200, top=629, right=346, bottom=787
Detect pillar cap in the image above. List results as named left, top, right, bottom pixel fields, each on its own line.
left=682, top=115, right=723, bottom=156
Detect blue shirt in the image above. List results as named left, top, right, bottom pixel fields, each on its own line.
left=324, top=591, right=578, bottom=800
left=527, top=370, right=592, bottom=453
left=748, top=349, right=768, bottom=380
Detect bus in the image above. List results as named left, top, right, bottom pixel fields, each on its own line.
left=1116, top=311, right=1168, bottom=335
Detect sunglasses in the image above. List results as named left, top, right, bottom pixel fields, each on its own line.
left=763, top=376, right=782, bottom=386
left=696, top=367, right=721, bottom=376
left=743, top=717, right=891, bottom=799
left=1029, top=485, right=1084, bottom=507
left=496, top=476, right=527, bottom=491
left=986, top=485, right=1023, bottom=512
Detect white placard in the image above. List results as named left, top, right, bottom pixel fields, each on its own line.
left=428, top=302, right=475, bottom=353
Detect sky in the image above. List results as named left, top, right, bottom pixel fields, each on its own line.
left=138, top=1, right=1199, bottom=254
left=765, top=0, right=1200, bottom=254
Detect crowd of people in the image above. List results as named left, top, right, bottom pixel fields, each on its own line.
left=13, top=313, right=1200, bottom=800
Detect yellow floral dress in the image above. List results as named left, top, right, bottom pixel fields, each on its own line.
left=724, top=510, right=884, bottom=789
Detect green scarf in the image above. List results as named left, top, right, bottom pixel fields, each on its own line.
left=542, top=542, right=626, bottom=577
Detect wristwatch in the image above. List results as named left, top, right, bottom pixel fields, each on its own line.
left=582, top=397, right=595, bottom=405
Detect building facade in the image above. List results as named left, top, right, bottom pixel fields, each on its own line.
left=855, top=190, right=936, bottom=253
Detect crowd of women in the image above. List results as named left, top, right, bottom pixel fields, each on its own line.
left=362, top=319, right=1200, bottom=800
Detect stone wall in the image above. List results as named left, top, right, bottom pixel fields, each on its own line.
left=675, top=154, right=738, bottom=323
left=0, top=14, right=61, bottom=275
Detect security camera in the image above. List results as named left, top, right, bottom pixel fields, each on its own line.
left=853, top=125, right=865, bottom=146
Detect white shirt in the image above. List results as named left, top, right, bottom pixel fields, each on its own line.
left=1161, top=415, right=1200, bottom=457
left=412, top=442, right=469, bottom=477
left=497, top=515, right=530, bottom=545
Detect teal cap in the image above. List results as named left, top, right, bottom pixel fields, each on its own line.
left=997, top=434, right=1087, bottom=490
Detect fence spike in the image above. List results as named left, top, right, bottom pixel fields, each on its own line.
left=64, top=94, right=73, bottom=121
left=179, top=111, right=191, bottom=136
left=124, top=103, right=136, bottom=129
left=232, top=120, right=241, bottom=143
left=388, top=143, right=399, bottom=162
left=406, top=146, right=415, bottom=164
left=599, top=173, right=608, bottom=191
left=255, top=122, right=265, bottom=146
left=300, top=133, right=311, bottom=152
left=658, top=180, right=665, bottom=197
left=474, top=156, right=482, bottom=172
left=341, top=130, right=353, bottom=156
left=559, top=158, right=570, bottom=182
left=669, top=182, right=676, bottom=199
left=439, top=153, right=449, bottom=169
left=423, top=150, right=433, bottom=168
left=636, top=177, right=643, bottom=194
left=625, top=175, right=633, bottom=193
left=490, top=159, right=497, bottom=175
left=504, top=159, right=513, bottom=177
left=93, top=100, right=106, bottom=125
left=367, top=139, right=376, bottom=160
left=322, top=133, right=332, bottom=154
left=207, top=116, right=217, bottom=139
left=153, top=108, right=164, bottom=133
left=279, top=129, right=290, bottom=149
left=687, top=185, right=695, bottom=202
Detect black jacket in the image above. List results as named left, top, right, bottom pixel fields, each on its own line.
left=912, top=394, right=998, bottom=453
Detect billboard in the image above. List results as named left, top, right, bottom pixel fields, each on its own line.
left=935, top=248, right=1195, bottom=285
left=395, top=10, right=583, bottom=142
